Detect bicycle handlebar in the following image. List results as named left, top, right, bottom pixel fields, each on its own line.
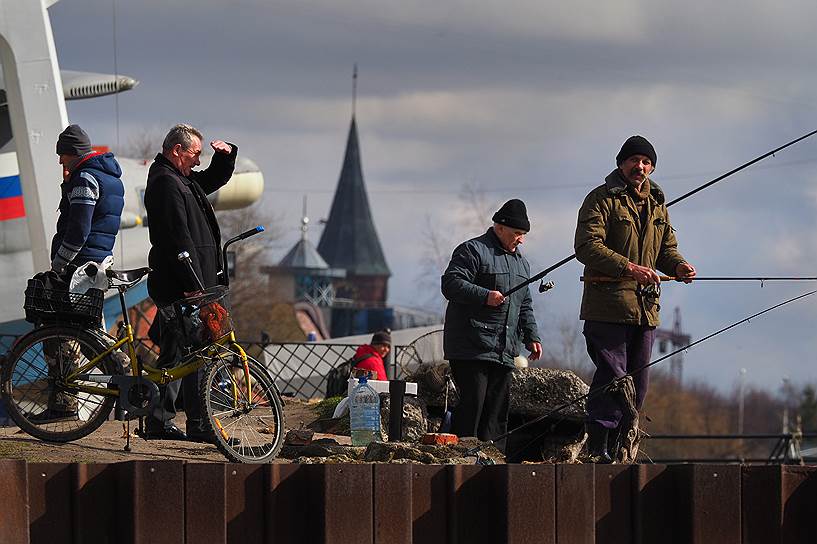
left=221, top=225, right=265, bottom=287
left=176, top=225, right=265, bottom=290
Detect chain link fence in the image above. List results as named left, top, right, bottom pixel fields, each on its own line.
left=0, top=329, right=446, bottom=401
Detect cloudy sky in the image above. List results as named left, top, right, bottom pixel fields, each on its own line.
left=49, top=0, right=817, bottom=393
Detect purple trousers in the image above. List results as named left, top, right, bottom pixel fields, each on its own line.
left=583, top=320, right=656, bottom=429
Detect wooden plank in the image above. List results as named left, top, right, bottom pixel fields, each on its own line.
left=448, top=464, right=507, bottom=543
left=374, top=464, right=413, bottom=544
left=185, top=464, right=226, bottom=544
left=117, top=461, right=185, bottom=544
left=27, top=463, right=72, bottom=544
left=633, top=464, right=686, bottom=544
left=73, top=463, right=119, bottom=544
left=0, top=459, right=29, bottom=543
left=506, top=464, right=556, bottom=544
left=686, top=465, right=741, bottom=544
left=741, top=466, right=781, bottom=544
left=266, top=465, right=313, bottom=544
left=322, top=464, right=373, bottom=544
left=556, top=464, right=595, bottom=544
left=411, top=465, right=448, bottom=544
left=594, top=465, right=632, bottom=544
left=781, top=466, right=817, bottom=543
left=225, top=464, right=266, bottom=543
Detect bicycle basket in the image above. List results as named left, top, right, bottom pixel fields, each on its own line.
left=172, top=285, right=234, bottom=353
left=23, top=277, right=104, bottom=325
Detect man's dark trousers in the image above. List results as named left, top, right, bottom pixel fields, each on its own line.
left=450, top=359, right=513, bottom=452
left=583, top=320, right=655, bottom=429
left=147, top=313, right=204, bottom=433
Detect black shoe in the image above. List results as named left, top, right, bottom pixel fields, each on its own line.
left=586, top=422, right=613, bottom=464
left=28, top=408, right=79, bottom=424
left=187, top=429, right=241, bottom=447
left=143, top=424, right=187, bottom=441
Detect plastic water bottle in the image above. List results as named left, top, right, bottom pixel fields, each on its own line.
left=349, top=376, right=381, bottom=446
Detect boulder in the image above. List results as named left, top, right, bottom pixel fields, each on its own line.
left=510, top=367, right=589, bottom=421
left=364, top=440, right=505, bottom=465
left=407, top=363, right=589, bottom=422
left=379, top=394, right=428, bottom=443
left=281, top=438, right=365, bottom=460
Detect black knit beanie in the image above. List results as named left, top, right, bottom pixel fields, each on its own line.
left=492, top=199, right=530, bottom=232
left=371, top=329, right=391, bottom=346
left=615, top=135, right=656, bottom=167
left=56, top=124, right=92, bottom=156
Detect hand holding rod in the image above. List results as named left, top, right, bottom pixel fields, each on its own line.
left=177, top=251, right=205, bottom=292
left=580, top=275, right=817, bottom=283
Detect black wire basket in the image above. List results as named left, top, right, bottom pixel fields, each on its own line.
left=23, top=278, right=104, bottom=326
left=172, top=285, right=234, bottom=353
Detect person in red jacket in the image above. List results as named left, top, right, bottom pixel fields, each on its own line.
left=352, top=330, right=391, bottom=381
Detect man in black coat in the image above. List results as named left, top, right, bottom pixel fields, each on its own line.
left=143, top=123, right=237, bottom=442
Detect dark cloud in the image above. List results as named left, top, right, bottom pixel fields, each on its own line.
left=47, top=0, right=817, bottom=391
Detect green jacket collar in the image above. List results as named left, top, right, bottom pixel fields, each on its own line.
left=604, top=169, right=666, bottom=205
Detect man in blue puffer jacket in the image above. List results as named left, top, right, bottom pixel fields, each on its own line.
left=51, top=124, right=125, bottom=276
left=30, top=124, right=124, bottom=424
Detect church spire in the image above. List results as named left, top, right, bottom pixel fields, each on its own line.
left=317, top=115, right=390, bottom=278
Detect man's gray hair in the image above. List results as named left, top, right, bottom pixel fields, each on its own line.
left=162, top=123, right=203, bottom=152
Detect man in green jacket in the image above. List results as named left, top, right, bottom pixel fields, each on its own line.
left=574, top=135, right=696, bottom=462
left=442, top=199, right=542, bottom=452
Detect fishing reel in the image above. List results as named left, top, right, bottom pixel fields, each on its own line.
left=636, top=282, right=661, bottom=302
left=538, top=280, right=556, bottom=293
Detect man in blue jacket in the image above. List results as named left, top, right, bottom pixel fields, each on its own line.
left=441, top=199, right=542, bottom=452
left=32, top=124, right=124, bottom=423
left=51, top=124, right=124, bottom=277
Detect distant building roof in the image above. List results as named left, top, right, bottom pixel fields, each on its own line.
left=317, top=117, right=390, bottom=277
left=279, top=237, right=329, bottom=270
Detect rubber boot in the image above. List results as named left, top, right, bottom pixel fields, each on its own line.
left=586, top=422, right=613, bottom=464
left=607, top=425, right=621, bottom=463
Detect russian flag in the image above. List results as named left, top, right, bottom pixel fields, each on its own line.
left=0, top=175, right=25, bottom=221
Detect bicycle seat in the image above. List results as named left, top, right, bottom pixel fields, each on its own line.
left=106, top=267, right=151, bottom=283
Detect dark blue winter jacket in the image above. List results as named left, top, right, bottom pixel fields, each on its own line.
left=441, top=228, right=541, bottom=367
left=50, top=151, right=125, bottom=272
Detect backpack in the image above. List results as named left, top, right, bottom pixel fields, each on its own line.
left=325, top=352, right=376, bottom=398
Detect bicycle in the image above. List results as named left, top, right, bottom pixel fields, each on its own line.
left=0, top=226, right=285, bottom=464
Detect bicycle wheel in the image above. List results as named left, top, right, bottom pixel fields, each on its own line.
left=0, top=325, right=121, bottom=442
left=199, top=348, right=285, bottom=463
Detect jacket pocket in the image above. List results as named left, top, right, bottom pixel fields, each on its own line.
left=606, top=213, right=634, bottom=254
left=477, top=265, right=510, bottom=293
left=468, top=318, right=499, bottom=351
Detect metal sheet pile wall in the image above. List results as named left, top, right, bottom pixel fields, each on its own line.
left=0, top=460, right=815, bottom=543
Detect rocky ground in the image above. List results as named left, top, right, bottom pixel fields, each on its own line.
left=0, top=398, right=325, bottom=464
left=0, top=367, right=626, bottom=465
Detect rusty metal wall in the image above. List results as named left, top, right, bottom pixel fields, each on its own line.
left=1, top=460, right=815, bottom=544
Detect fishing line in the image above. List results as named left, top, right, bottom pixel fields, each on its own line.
left=471, top=288, right=817, bottom=460
left=503, top=128, right=817, bottom=297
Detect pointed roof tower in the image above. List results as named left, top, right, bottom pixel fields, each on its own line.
left=279, top=196, right=331, bottom=270
left=317, top=69, right=390, bottom=278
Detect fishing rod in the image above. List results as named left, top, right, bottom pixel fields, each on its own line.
left=467, top=288, right=817, bottom=460
left=580, top=275, right=817, bottom=283
left=502, top=128, right=817, bottom=298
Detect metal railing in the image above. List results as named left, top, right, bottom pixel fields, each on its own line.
left=241, top=341, right=421, bottom=399
left=645, top=432, right=817, bottom=464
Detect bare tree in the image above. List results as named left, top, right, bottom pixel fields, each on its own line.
left=216, top=202, right=286, bottom=339
left=536, top=314, right=593, bottom=381
left=116, top=126, right=167, bottom=160
left=414, top=182, right=501, bottom=312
